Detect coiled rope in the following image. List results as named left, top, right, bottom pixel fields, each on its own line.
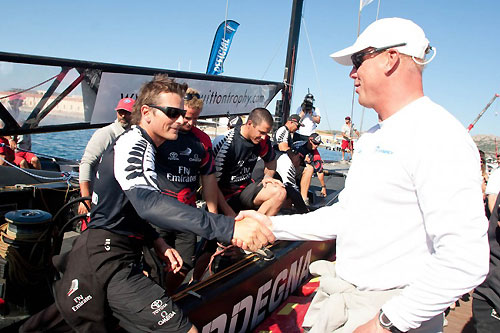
left=0, top=223, right=49, bottom=286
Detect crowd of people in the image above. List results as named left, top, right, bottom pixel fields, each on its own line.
left=14, top=16, right=499, bottom=333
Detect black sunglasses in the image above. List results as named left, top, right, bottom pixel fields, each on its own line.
left=147, top=104, right=186, bottom=119
left=184, top=93, right=201, bottom=101
left=351, top=43, right=407, bottom=69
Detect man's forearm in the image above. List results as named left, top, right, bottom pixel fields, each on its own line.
left=318, top=172, right=326, bottom=187
left=79, top=181, right=91, bottom=199
left=217, top=187, right=236, bottom=217
left=264, top=160, right=277, bottom=178
left=201, top=174, right=218, bottom=213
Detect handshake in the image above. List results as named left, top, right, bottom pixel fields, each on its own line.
left=231, top=210, right=275, bottom=252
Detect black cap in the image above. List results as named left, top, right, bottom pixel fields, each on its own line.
left=304, top=93, right=314, bottom=103
left=228, top=115, right=243, bottom=128
left=309, top=133, right=322, bottom=145
left=288, top=114, right=304, bottom=126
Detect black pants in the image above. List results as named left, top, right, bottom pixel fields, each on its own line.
left=473, top=298, right=500, bottom=332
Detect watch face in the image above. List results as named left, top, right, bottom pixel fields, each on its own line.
left=379, top=310, right=393, bottom=328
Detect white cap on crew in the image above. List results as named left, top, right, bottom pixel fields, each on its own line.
left=330, top=18, right=431, bottom=66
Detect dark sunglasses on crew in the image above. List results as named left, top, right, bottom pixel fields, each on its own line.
left=184, top=93, right=201, bottom=101
left=147, top=105, right=186, bottom=119
left=351, top=42, right=407, bottom=70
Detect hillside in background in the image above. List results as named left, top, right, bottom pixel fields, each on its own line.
left=473, top=134, right=500, bottom=157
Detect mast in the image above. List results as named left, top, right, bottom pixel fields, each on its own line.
left=281, top=0, right=304, bottom=125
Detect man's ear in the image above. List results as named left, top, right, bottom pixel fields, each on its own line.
left=385, top=49, right=401, bottom=75
left=141, top=105, right=153, bottom=123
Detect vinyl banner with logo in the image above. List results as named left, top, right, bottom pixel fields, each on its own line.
left=91, top=72, right=281, bottom=124
left=206, top=20, right=240, bottom=75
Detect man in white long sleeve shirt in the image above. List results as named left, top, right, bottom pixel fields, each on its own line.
left=78, top=97, right=134, bottom=215
left=236, top=18, right=489, bottom=332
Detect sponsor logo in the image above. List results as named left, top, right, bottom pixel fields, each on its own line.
left=151, top=300, right=163, bottom=310
left=248, top=154, right=258, bottom=162
left=179, top=147, right=192, bottom=156
left=158, top=310, right=176, bottom=326
left=201, top=249, right=312, bottom=332
left=168, top=152, right=179, bottom=161
left=104, top=238, right=111, bottom=251
left=67, top=279, right=79, bottom=296
left=71, top=294, right=93, bottom=312
left=237, top=160, right=245, bottom=168
left=189, top=154, right=201, bottom=162
left=151, top=299, right=169, bottom=315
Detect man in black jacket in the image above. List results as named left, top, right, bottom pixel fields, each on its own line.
left=20, top=75, right=274, bottom=333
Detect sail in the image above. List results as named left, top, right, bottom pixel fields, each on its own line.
left=206, top=20, right=240, bottom=75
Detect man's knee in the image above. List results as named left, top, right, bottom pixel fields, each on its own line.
left=267, top=184, right=286, bottom=202
left=257, top=183, right=286, bottom=204
left=303, top=165, right=314, bottom=177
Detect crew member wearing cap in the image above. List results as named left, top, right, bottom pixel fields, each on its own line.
left=228, top=115, right=243, bottom=129
left=213, top=108, right=286, bottom=216
left=294, top=92, right=321, bottom=142
left=340, top=116, right=359, bottom=162
left=155, top=88, right=218, bottom=292
left=5, top=94, right=41, bottom=169
left=78, top=97, right=135, bottom=215
left=291, top=133, right=327, bottom=204
left=273, top=114, right=309, bottom=212
left=236, top=18, right=488, bottom=332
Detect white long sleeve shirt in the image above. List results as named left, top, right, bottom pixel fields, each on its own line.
left=272, top=97, right=489, bottom=331
left=79, top=120, right=126, bottom=182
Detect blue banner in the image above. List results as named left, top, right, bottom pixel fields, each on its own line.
left=206, top=20, right=240, bottom=75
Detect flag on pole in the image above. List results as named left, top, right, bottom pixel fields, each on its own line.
left=359, top=0, right=375, bottom=11
left=206, top=20, right=240, bottom=75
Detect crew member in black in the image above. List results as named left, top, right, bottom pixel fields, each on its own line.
left=20, top=75, right=274, bottom=333
left=291, top=133, right=327, bottom=205
left=156, top=87, right=218, bottom=292
left=213, top=108, right=286, bottom=216
left=473, top=191, right=500, bottom=332
left=273, top=114, right=309, bottom=213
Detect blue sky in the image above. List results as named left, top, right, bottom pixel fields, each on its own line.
left=1, top=0, right=500, bottom=135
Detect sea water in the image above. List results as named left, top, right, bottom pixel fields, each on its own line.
left=31, top=130, right=345, bottom=162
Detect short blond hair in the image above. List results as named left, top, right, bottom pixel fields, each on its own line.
left=185, top=87, right=203, bottom=111
left=131, top=74, right=187, bottom=125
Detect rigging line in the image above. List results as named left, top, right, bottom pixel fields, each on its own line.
left=0, top=154, right=75, bottom=181
left=300, top=16, right=333, bottom=132
left=348, top=4, right=365, bottom=136
left=224, top=0, right=229, bottom=41
left=261, top=30, right=288, bottom=80
left=0, top=74, right=60, bottom=100
left=376, top=0, right=382, bottom=21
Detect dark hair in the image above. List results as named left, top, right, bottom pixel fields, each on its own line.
left=131, top=74, right=188, bottom=125
left=247, top=108, right=273, bottom=127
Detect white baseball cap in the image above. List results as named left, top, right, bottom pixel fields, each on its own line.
left=330, top=18, right=431, bottom=66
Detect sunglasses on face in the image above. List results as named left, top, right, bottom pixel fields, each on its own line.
left=147, top=105, right=186, bottom=119
left=184, top=93, right=201, bottom=101
left=351, top=43, right=407, bottom=70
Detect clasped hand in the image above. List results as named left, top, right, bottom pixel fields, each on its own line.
left=231, top=210, right=275, bottom=252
